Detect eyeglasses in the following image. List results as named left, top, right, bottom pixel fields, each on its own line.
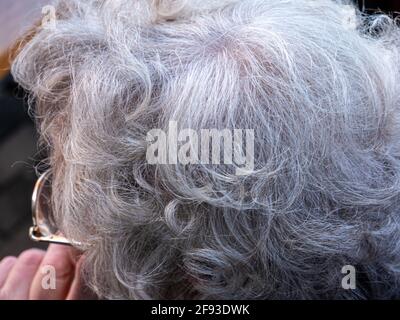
left=29, top=170, right=82, bottom=246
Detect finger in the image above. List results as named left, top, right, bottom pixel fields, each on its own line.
left=1, top=249, right=45, bottom=300
left=67, top=247, right=82, bottom=266
left=66, top=256, right=96, bottom=300
left=29, top=244, right=76, bottom=300
left=0, top=257, right=17, bottom=288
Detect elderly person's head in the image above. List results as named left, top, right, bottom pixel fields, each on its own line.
left=11, top=0, right=400, bottom=299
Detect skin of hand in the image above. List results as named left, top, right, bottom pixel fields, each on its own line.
left=0, top=244, right=96, bottom=300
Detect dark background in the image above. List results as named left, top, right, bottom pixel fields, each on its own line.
left=358, top=1, right=400, bottom=19
left=0, top=0, right=399, bottom=259
left=358, top=0, right=400, bottom=14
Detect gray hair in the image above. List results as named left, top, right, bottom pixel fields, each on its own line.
left=11, top=0, right=400, bottom=299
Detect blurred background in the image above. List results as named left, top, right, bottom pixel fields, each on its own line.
left=0, top=0, right=399, bottom=259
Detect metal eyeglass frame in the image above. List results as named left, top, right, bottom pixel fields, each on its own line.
left=29, top=170, right=82, bottom=246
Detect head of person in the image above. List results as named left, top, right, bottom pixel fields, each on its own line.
left=11, top=0, right=400, bottom=299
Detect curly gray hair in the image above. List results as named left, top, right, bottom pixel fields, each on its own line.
left=11, top=0, right=400, bottom=299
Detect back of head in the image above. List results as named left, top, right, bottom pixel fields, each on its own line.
left=12, top=0, right=400, bottom=299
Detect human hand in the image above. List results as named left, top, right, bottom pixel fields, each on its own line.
left=0, top=244, right=95, bottom=300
